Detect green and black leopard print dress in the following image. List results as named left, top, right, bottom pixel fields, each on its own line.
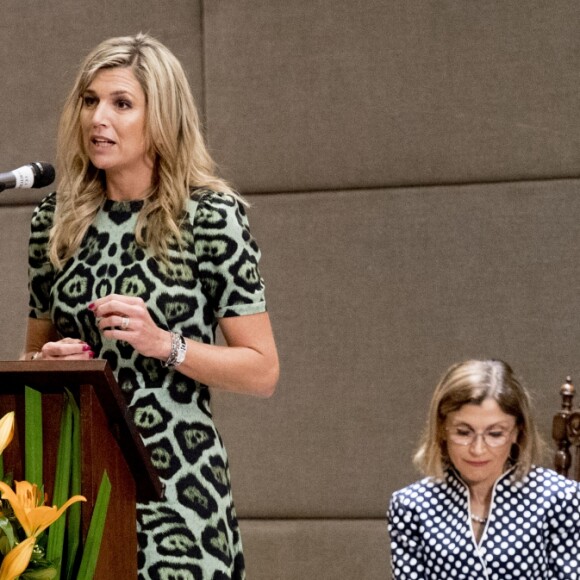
left=28, top=189, right=266, bottom=579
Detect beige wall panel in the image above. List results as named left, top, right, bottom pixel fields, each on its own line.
left=203, top=0, right=580, bottom=193
left=0, top=0, right=203, bottom=192
left=239, top=519, right=389, bottom=579
left=0, top=205, right=35, bottom=358
left=3, top=182, right=579, bottom=518
left=213, top=180, right=580, bottom=517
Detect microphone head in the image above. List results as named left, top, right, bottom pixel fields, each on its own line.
left=30, top=162, right=55, bottom=188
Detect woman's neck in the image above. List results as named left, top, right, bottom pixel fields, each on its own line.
left=105, top=169, right=153, bottom=201
left=469, top=481, right=493, bottom=514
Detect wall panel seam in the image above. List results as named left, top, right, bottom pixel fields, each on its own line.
left=242, top=175, right=580, bottom=197
left=239, top=517, right=386, bottom=522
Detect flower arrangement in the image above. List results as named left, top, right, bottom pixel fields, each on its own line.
left=0, top=389, right=110, bottom=579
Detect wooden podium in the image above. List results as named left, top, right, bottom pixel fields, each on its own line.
left=0, top=360, right=163, bottom=578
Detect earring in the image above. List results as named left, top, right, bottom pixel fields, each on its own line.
left=509, top=442, right=520, bottom=463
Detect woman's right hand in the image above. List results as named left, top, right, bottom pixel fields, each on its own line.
left=33, top=337, right=94, bottom=360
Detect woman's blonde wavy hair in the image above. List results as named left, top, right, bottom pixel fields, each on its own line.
left=413, top=359, right=543, bottom=482
left=50, top=32, right=239, bottom=268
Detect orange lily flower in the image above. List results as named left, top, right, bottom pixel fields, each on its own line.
left=0, top=536, right=35, bottom=580
left=0, top=413, right=14, bottom=457
left=0, top=481, right=85, bottom=538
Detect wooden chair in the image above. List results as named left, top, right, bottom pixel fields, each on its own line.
left=553, top=376, right=580, bottom=481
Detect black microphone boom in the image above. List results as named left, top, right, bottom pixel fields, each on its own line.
left=0, top=162, right=55, bottom=192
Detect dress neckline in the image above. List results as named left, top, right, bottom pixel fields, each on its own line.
left=102, top=198, right=145, bottom=213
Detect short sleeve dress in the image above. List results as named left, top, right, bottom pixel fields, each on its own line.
left=28, top=189, right=267, bottom=579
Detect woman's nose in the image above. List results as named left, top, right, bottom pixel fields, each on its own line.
left=91, top=102, right=109, bottom=126
left=469, top=433, right=486, bottom=454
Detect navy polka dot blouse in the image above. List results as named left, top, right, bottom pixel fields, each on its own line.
left=387, top=466, right=580, bottom=579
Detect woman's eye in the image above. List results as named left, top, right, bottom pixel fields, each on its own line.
left=487, top=431, right=505, bottom=439
left=82, top=96, right=97, bottom=107
left=116, top=99, right=132, bottom=109
left=455, top=428, right=472, bottom=437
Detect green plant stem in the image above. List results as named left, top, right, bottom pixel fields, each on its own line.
left=65, top=392, right=82, bottom=580
left=46, top=393, right=73, bottom=575
left=76, top=471, right=111, bottom=580
left=24, top=387, right=43, bottom=487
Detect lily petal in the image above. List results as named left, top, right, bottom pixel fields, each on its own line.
left=13, top=481, right=42, bottom=511
left=0, top=413, right=14, bottom=457
left=0, top=536, right=35, bottom=580
left=33, top=495, right=86, bottom=537
left=0, top=480, right=86, bottom=538
left=0, top=482, right=32, bottom=537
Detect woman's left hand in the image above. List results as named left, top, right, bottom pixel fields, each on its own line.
left=89, top=294, right=169, bottom=360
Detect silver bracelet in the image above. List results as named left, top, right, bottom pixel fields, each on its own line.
left=162, top=332, right=187, bottom=368
left=174, top=334, right=187, bottom=367
left=161, top=331, right=180, bottom=367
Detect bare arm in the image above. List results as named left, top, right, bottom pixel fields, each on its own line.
left=178, top=312, right=279, bottom=397
left=25, top=295, right=279, bottom=396
left=91, top=294, right=279, bottom=397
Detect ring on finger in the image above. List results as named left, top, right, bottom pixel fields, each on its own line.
left=121, top=316, right=130, bottom=330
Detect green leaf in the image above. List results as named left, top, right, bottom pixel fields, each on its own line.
left=0, top=516, right=16, bottom=553
left=21, top=564, right=58, bottom=579
left=0, top=535, right=11, bottom=556
left=64, top=391, right=82, bottom=580
left=76, top=471, right=111, bottom=580
left=24, top=387, right=43, bottom=487
left=45, top=393, right=73, bottom=575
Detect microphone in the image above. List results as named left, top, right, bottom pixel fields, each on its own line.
left=0, top=162, right=55, bottom=193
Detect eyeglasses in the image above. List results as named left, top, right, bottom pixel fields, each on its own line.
left=446, top=426, right=516, bottom=448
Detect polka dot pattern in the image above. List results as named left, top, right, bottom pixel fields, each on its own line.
left=387, top=467, right=580, bottom=579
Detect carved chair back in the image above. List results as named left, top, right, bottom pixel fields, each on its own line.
left=553, top=377, right=580, bottom=481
